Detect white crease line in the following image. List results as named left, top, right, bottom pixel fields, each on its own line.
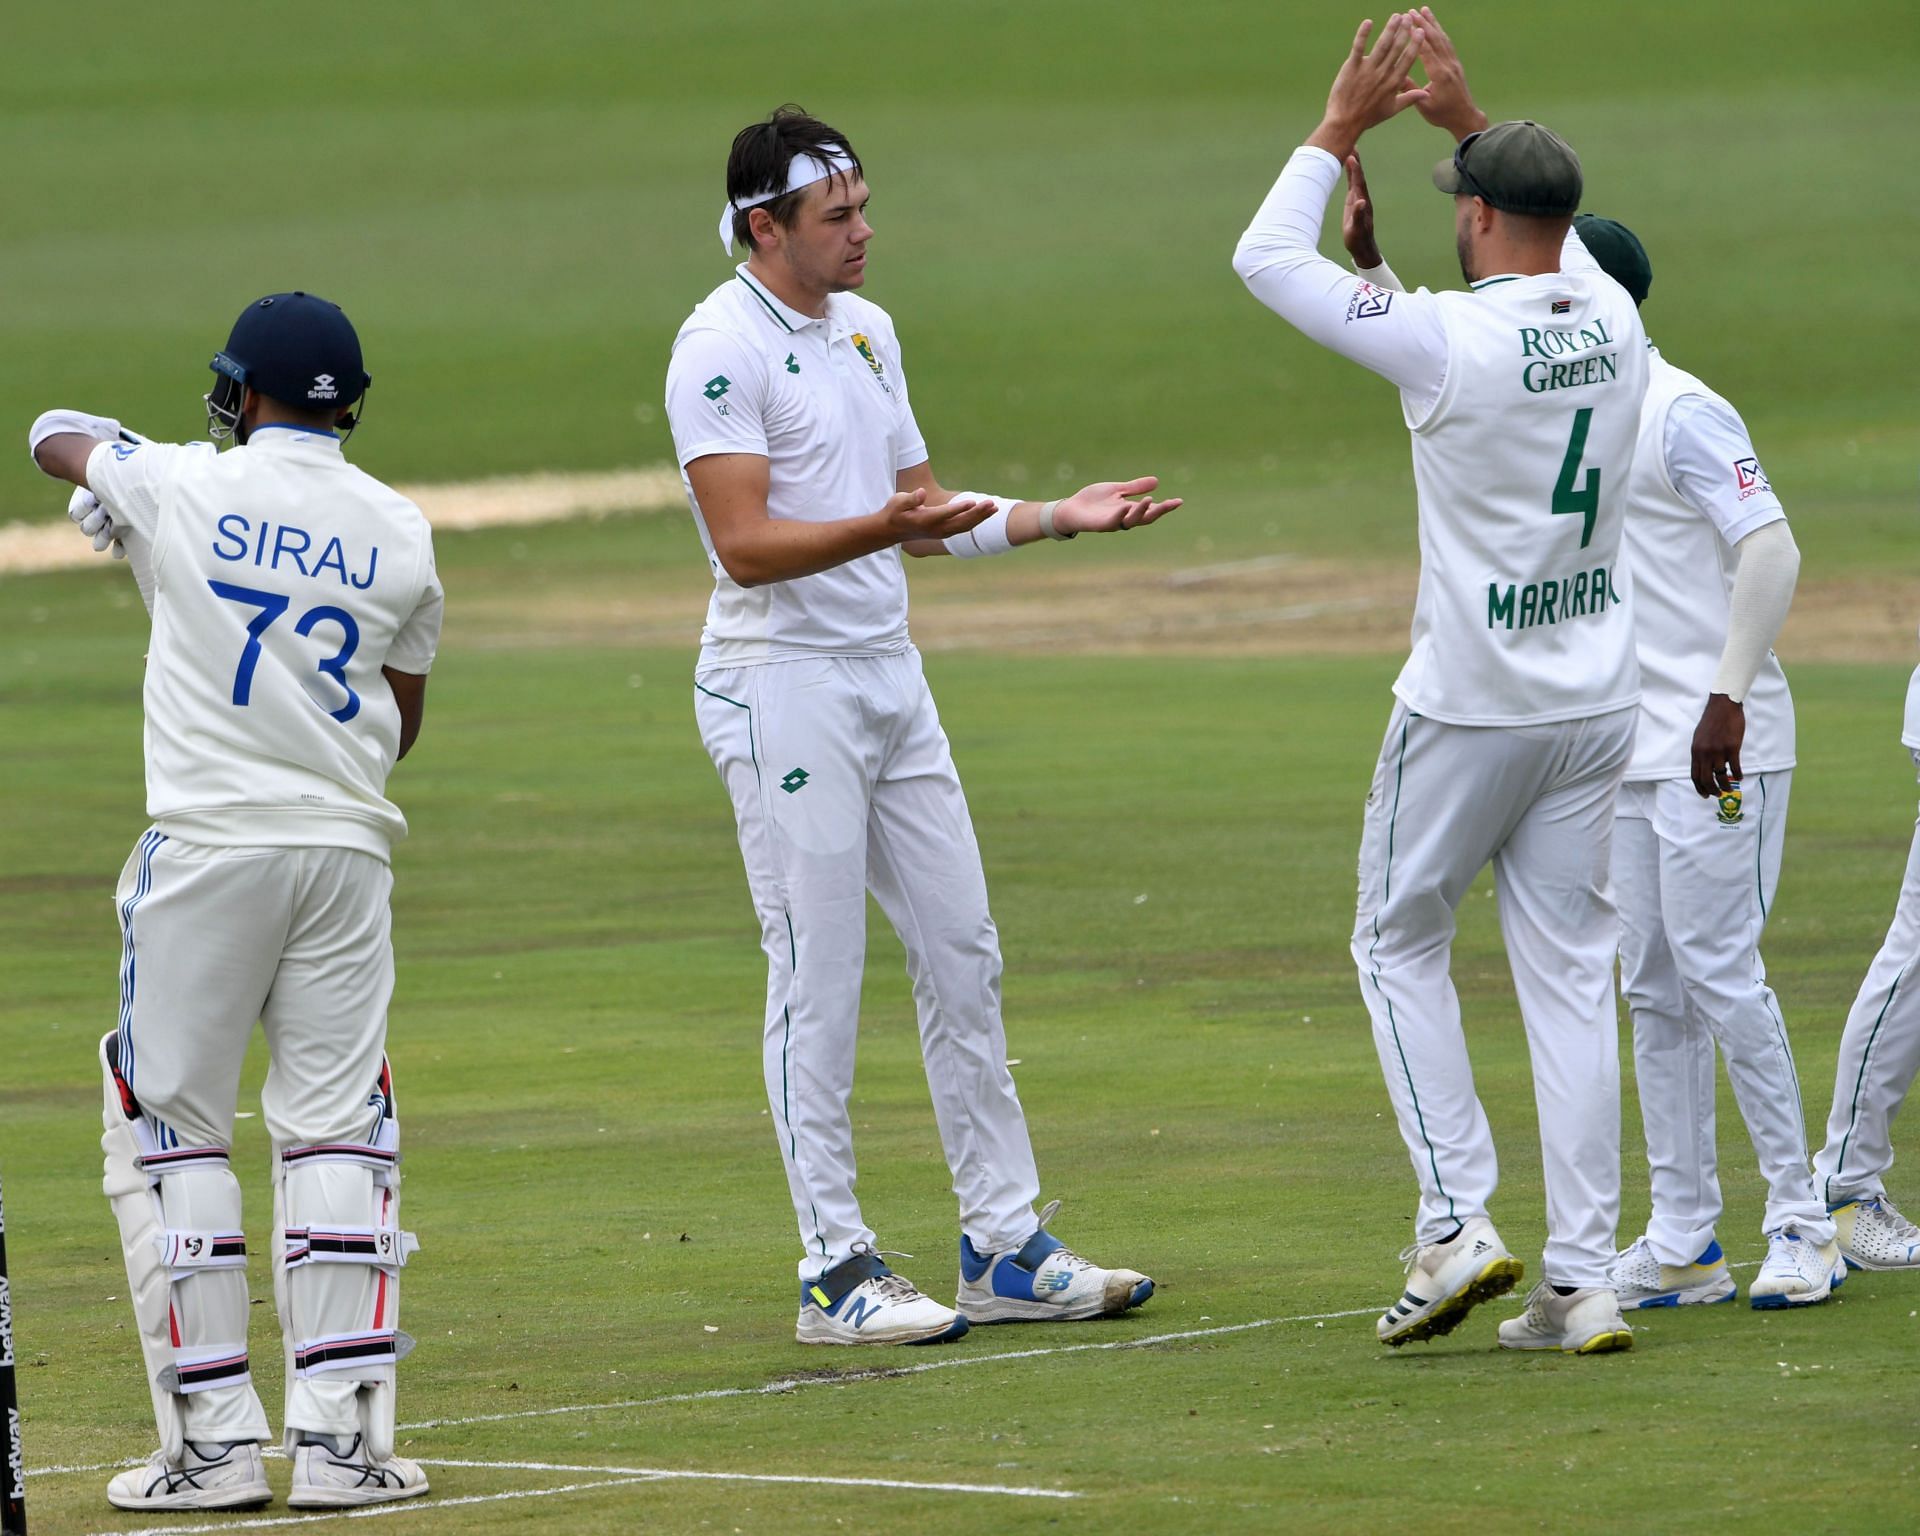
left=84, top=1476, right=661, bottom=1535
left=416, top=1456, right=1077, bottom=1498
left=1166, top=552, right=1301, bottom=587
left=397, top=1308, right=1377, bottom=1431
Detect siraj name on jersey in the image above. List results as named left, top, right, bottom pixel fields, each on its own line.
left=1518, top=319, right=1619, bottom=394
left=211, top=515, right=379, bottom=590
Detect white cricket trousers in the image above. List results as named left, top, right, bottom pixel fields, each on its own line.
left=115, top=834, right=396, bottom=1440
left=1353, top=702, right=1634, bottom=1289
left=1817, top=750, right=1920, bottom=1204
left=695, top=648, right=1042, bottom=1279
left=1613, top=772, right=1831, bottom=1262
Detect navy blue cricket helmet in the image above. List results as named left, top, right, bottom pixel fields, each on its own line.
left=205, top=291, right=372, bottom=443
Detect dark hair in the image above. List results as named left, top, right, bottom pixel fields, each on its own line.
left=727, top=105, right=862, bottom=253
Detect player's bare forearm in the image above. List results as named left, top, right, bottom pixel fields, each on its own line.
left=384, top=668, right=428, bottom=760
left=31, top=431, right=106, bottom=489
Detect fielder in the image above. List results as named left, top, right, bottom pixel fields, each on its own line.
left=1234, top=11, right=1648, bottom=1353
left=1348, top=187, right=1841, bottom=1310
left=30, top=292, right=441, bottom=1511
left=1811, top=663, right=1920, bottom=1270
left=666, top=106, right=1171, bottom=1345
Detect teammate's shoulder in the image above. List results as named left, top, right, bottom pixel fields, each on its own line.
left=1648, top=350, right=1722, bottom=407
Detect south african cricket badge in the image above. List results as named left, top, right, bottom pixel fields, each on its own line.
left=1717, top=782, right=1743, bottom=826
left=850, top=332, right=892, bottom=394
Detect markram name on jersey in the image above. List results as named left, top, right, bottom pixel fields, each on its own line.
left=87, top=427, right=444, bottom=858
left=1396, top=275, right=1649, bottom=726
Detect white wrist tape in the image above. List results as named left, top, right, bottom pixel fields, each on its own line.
left=942, top=495, right=1019, bottom=558
left=30, top=408, right=123, bottom=473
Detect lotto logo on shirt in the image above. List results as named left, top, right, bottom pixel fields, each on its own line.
left=1734, top=457, right=1771, bottom=500
left=1346, top=283, right=1392, bottom=322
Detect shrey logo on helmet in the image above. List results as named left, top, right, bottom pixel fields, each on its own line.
left=311, top=374, right=339, bottom=402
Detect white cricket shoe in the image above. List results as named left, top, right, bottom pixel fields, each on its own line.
left=1749, top=1230, right=1847, bottom=1309
left=955, top=1200, right=1153, bottom=1323
left=289, top=1433, right=429, bottom=1507
left=1497, top=1283, right=1633, bottom=1354
left=1606, top=1236, right=1737, bottom=1310
left=106, top=1440, right=271, bottom=1511
left=1376, top=1216, right=1524, bottom=1346
left=1830, top=1195, right=1920, bottom=1270
left=796, top=1246, right=970, bottom=1345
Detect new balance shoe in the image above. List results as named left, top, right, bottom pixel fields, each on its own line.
left=955, top=1200, right=1153, bottom=1323
left=289, top=1432, right=428, bottom=1508
left=1749, top=1230, right=1847, bottom=1309
left=106, top=1440, right=271, bottom=1511
left=1606, top=1236, right=1737, bottom=1310
left=1497, top=1283, right=1633, bottom=1354
left=796, top=1245, right=970, bottom=1345
left=1376, top=1216, right=1523, bottom=1346
left=1830, top=1195, right=1920, bottom=1270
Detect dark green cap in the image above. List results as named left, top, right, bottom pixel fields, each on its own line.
left=1572, top=214, right=1653, bottom=306
left=1433, top=120, right=1582, bottom=217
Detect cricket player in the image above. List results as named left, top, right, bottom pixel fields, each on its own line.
left=1811, top=667, right=1920, bottom=1271
left=665, top=106, right=1172, bottom=1345
left=1348, top=168, right=1842, bottom=1306
left=29, top=292, right=441, bottom=1511
left=1234, top=11, right=1648, bottom=1353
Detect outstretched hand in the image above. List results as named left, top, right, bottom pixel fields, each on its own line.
left=1307, top=13, right=1429, bottom=162
left=883, top=488, right=997, bottom=542
left=1052, top=476, right=1182, bottom=536
left=1342, top=154, right=1383, bottom=269
left=1409, top=7, right=1489, bottom=141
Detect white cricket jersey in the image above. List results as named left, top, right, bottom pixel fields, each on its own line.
left=1903, top=663, right=1920, bottom=751
left=86, top=427, right=444, bottom=858
left=1234, top=147, right=1648, bottom=727
left=665, top=266, right=930, bottom=669
left=1621, top=349, right=1793, bottom=781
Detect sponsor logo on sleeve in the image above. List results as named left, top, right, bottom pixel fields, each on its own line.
left=1346, top=282, right=1392, bottom=322
left=1734, top=457, right=1771, bottom=500
left=111, top=442, right=140, bottom=460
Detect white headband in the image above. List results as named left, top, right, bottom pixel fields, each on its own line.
left=717, top=146, right=858, bottom=254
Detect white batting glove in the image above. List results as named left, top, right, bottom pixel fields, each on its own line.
left=67, top=486, right=126, bottom=560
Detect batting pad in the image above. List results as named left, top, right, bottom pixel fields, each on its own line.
left=99, top=1032, right=269, bottom=1460
left=273, top=1055, right=418, bottom=1461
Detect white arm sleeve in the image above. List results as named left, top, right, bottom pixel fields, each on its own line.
left=1355, top=259, right=1407, bottom=294
left=1712, top=519, right=1800, bottom=702
left=1231, top=146, right=1449, bottom=412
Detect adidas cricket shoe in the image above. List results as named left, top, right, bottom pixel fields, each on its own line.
left=1497, top=1283, right=1634, bottom=1355
left=955, top=1200, right=1153, bottom=1323
left=796, top=1245, right=970, bottom=1345
left=1376, top=1216, right=1523, bottom=1346
left=106, top=1439, right=271, bottom=1511
left=289, top=1432, right=429, bottom=1508
left=1830, top=1195, right=1920, bottom=1270
left=1606, top=1236, right=1737, bottom=1310
left=1749, top=1230, right=1847, bottom=1309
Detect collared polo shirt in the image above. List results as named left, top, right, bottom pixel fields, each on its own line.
left=665, top=265, right=929, bottom=668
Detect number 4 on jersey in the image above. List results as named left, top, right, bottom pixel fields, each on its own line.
left=1552, top=407, right=1600, bottom=549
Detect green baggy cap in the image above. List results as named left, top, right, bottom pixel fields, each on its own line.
left=1434, top=120, right=1583, bottom=217
left=1572, top=214, right=1653, bottom=306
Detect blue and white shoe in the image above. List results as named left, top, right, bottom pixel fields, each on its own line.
left=1830, top=1195, right=1920, bottom=1271
left=1749, top=1230, right=1847, bottom=1310
left=956, top=1200, right=1153, bottom=1323
left=1606, top=1236, right=1738, bottom=1310
left=796, top=1245, right=969, bottom=1346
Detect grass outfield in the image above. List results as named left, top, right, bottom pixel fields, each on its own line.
left=6, top=518, right=1920, bottom=1532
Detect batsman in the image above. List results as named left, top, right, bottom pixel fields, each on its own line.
left=30, top=293, right=443, bottom=1511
